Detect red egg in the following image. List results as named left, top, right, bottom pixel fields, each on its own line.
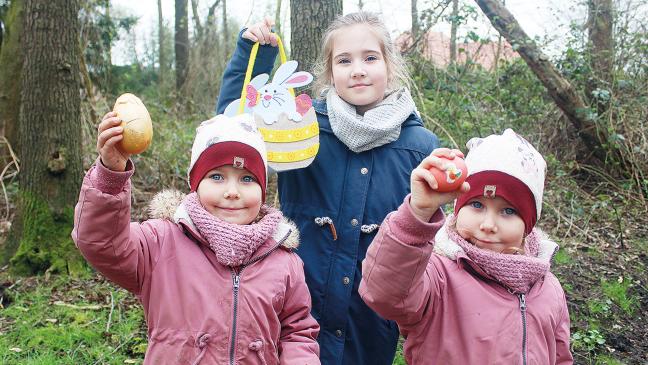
left=428, top=156, right=468, bottom=192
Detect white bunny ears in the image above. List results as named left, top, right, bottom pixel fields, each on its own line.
left=272, top=61, right=313, bottom=88
left=224, top=60, right=314, bottom=123
left=244, top=61, right=313, bottom=96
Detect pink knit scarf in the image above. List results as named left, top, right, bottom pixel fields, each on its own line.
left=183, top=192, right=282, bottom=267
left=446, top=219, right=550, bottom=294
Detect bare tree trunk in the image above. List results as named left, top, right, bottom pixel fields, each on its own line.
left=474, top=0, right=624, bottom=168
left=175, top=0, right=189, bottom=91
left=358, top=0, right=364, bottom=10
left=587, top=0, right=614, bottom=85
left=158, top=0, right=166, bottom=87
left=290, top=0, right=342, bottom=75
left=493, top=33, right=503, bottom=73
left=104, top=1, right=112, bottom=87
left=203, top=0, right=220, bottom=51
left=206, top=0, right=220, bottom=30
left=203, top=0, right=220, bottom=58
left=3, top=0, right=84, bottom=275
left=411, top=0, right=419, bottom=40
left=449, top=0, right=459, bottom=65
left=492, top=0, right=504, bottom=72
left=79, top=42, right=98, bottom=126
left=0, top=0, right=23, bottom=152
left=275, top=0, right=283, bottom=37
left=222, top=0, right=228, bottom=61
left=191, top=0, right=203, bottom=38
left=586, top=0, right=614, bottom=112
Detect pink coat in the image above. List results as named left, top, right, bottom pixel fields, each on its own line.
left=359, top=197, right=573, bottom=365
left=72, top=162, right=320, bottom=365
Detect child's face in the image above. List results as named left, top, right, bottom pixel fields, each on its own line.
left=196, top=165, right=262, bottom=225
left=455, top=196, right=525, bottom=253
left=330, top=24, right=388, bottom=115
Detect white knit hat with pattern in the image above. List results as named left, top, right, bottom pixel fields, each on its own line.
left=455, top=129, right=547, bottom=234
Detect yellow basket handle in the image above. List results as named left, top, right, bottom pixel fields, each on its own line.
left=238, top=34, right=295, bottom=115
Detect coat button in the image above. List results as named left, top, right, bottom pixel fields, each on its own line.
left=350, top=218, right=359, bottom=226
left=335, top=329, right=343, bottom=337
left=343, top=276, right=350, bottom=285
left=360, top=167, right=368, bottom=175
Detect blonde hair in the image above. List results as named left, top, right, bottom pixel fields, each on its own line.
left=312, top=12, right=411, bottom=99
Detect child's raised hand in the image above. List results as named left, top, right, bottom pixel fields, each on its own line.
left=409, top=148, right=470, bottom=222
left=242, top=16, right=278, bottom=46
left=96, top=111, right=130, bottom=172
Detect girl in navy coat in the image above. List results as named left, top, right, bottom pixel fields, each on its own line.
left=217, top=12, right=439, bottom=365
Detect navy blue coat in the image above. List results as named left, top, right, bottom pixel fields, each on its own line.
left=217, top=34, right=439, bottom=365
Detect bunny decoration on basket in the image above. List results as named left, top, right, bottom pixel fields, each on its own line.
left=226, top=61, right=313, bottom=124
left=224, top=35, right=319, bottom=172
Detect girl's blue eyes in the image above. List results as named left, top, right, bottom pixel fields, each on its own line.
left=470, top=201, right=483, bottom=209
left=503, top=207, right=517, bottom=215
left=336, top=55, right=379, bottom=64
left=209, top=173, right=256, bottom=183
left=469, top=200, right=517, bottom=216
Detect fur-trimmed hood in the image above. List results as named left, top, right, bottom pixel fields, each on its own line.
left=147, top=189, right=300, bottom=250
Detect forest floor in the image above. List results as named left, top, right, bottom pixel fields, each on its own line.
left=539, top=174, right=648, bottom=364
left=0, top=172, right=647, bottom=364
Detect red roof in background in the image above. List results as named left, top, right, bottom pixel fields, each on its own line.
left=397, top=31, right=520, bottom=71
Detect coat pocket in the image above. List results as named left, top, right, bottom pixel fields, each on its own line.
left=280, top=204, right=337, bottom=318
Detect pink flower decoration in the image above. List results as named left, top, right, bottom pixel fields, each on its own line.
left=295, top=93, right=312, bottom=116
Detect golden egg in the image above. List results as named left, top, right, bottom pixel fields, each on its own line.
left=112, top=93, right=153, bottom=154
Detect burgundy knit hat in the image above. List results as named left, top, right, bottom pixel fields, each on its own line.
left=455, top=171, right=537, bottom=235
left=189, top=142, right=267, bottom=200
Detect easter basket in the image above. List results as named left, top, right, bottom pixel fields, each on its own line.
left=224, top=35, right=319, bottom=172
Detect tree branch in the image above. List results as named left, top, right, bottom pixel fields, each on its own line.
left=207, top=0, right=221, bottom=24
left=191, top=0, right=203, bottom=38
left=474, top=0, right=623, bottom=168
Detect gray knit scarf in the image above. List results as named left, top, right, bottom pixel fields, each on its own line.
left=326, top=87, right=417, bottom=153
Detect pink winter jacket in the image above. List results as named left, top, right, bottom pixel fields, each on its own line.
left=359, top=197, right=573, bottom=365
left=72, top=161, right=320, bottom=365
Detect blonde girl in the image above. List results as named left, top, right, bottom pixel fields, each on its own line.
left=217, top=12, right=439, bottom=365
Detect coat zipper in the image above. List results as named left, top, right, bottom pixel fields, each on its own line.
left=227, top=235, right=290, bottom=365
left=518, top=293, right=528, bottom=365
left=229, top=270, right=241, bottom=365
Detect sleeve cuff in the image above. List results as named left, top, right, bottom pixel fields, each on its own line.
left=388, top=194, right=445, bottom=246
left=238, top=28, right=254, bottom=47
left=90, top=158, right=135, bottom=195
